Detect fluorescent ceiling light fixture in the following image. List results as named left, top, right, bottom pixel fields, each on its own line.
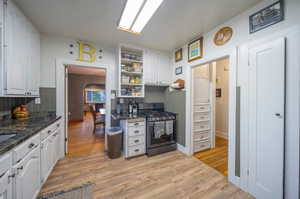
left=118, top=0, right=144, bottom=30
left=118, top=0, right=164, bottom=34
left=131, top=0, right=163, bottom=33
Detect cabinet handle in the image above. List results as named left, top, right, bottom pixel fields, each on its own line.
left=134, top=149, right=139, bottom=152
left=8, top=174, right=15, bottom=184
left=28, top=143, right=35, bottom=149
left=134, top=123, right=139, bottom=126
left=134, top=130, right=139, bottom=134
left=57, top=123, right=60, bottom=127
left=17, top=166, right=23, bottom=171
left=134, top=140, right=139, bottom=143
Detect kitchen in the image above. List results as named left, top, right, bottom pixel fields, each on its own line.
left=0, top=0, right=300, bottom=199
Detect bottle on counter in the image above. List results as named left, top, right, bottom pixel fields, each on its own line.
left=128, top=100, right=133, bottom=114
left=132, top=101, right=138, bottom=115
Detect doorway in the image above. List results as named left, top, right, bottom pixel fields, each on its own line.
left=192, top=57, right=230, bottom=176
left=66, top=65, right=106, bottom=157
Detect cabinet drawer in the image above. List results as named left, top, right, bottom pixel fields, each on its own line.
left=0, top=153, right=12, bottom=176
left=128, top=119, right=145, bottom=127
left=193, top=121, right=210, bottom=131
left=194, top=140, right=211, bottom=152
left=128, top=125, right=145, bottom=137
left=128, top=135, right=145, bottom=147
left=13, top=133, right=40, bottom=164
left=128, top=145, right=145, bottom=157
left=194, top=104, right=210, bottom=112
left=194, top=131, right=210, bottom=141
left=40, top=120, right=61, bottom=141
left=194, top=112, right=210, bottom=121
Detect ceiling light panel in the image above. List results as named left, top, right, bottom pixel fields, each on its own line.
left=131, top=0, right=164, bottom=33
left=118, top=0, right=144, bottom=30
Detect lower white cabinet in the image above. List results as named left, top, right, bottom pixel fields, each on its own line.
left=13, top=146, right=40, bottom=199
left=41, top=129, right=61, bottom=183
left=0, top=153, right=13, bottom=199
left=121, top=118, right=146, bottom=158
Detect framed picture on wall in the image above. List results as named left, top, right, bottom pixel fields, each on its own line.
left=175, top=66, right=183, bottom=75
left=188, top=37, right=203, bottom=62
left=175, top=48, right=183, bottom=62
left=249, top=0, right=284, bottom=34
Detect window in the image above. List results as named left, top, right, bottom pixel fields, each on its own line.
left=85, top=88, right=106, bottom=104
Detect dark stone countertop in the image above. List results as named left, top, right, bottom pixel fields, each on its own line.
left=0, top=112, right=61, bottom=156
left=111, top=112, right=146, bottom=120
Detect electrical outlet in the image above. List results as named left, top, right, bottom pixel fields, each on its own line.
left=35, top=98, right=41, bottom=104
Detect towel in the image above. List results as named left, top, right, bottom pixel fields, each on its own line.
left=165, top=120, right=174, bottom=135
left=154, top=121, right=165, bottom=139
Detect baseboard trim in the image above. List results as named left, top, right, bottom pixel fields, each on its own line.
left=177, top=144, right=189, bottom=155
left=216, top=130, right=228, bottom=139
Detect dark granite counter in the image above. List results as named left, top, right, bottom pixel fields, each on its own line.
left=111, top=112, right=146, bottom=120
left=0, top=112, right=61, bottom=156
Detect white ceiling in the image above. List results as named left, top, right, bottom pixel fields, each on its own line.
left=67, top=65, right=106, bottom=76
left=14, top=0, right=261, bottom=51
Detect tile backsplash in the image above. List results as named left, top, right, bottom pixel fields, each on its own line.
left=0, top=87, right=56, bottom=118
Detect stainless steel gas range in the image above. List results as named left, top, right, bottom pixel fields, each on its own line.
left=138, top=103, right=177, bottom=156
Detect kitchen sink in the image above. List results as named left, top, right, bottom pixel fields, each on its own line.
left=0, top=133, right=17, bottom=142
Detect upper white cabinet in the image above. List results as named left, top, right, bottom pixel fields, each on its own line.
left=144, top=49, right=172, bottom=86
left=1, top=0, right=40, bottom=96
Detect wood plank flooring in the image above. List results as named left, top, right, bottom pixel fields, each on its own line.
left=194, top=136, right=228, bottom=176
left=40, top=151, right=253, bottom=199
left=67, top=112, right=105, bottom=157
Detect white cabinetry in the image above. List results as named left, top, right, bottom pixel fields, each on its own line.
left=0, top=118, right=63, bottom=199
left=0, top=153, right=13, bottom=199
left=40, top=121, right=62, bottom=183
left=121, top=119, right=146, bottom=158
left=13, top=146, right=40, bottom=199
left=1, top=0, right=40, bottom=96
left=118, top=44, right=144, bottom=97
left=144, top=49, right=172, bottom=86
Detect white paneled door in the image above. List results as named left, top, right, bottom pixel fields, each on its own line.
left=248, top=38, right=285, bottom=199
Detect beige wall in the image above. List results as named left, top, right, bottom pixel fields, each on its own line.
left=215, top=58, right=229, bottom=139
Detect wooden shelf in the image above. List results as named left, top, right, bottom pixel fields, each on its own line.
left=121, top=58, right=143, bottom=64
left=121, top=83, right=143, bottom=86
left=121, top=71, right=143, bottom=75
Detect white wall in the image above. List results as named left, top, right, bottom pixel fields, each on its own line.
left=215, top=58, right=229, bottom=139
left=40, top=34, right=117, bottom=89
left=172, top=0, right=300, bottom=198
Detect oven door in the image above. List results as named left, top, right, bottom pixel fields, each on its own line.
left=147, top=120, right=176, bottom=148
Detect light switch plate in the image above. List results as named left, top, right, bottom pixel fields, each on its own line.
left=35, top=98, right=41, bottom=104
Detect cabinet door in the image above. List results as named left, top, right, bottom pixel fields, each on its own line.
left=26, top=22, right=40, bottom=96
left=40, top=139, right=50, bottom=183
left=0, top=169, right=13, bottom=199
left=157, top=52, right=171, bottom=85
left=4, top=1, right=26, bottom=95
left=14, top=147, right=40, bottom=199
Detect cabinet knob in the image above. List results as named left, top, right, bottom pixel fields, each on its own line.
left=134, top=149, right=139, bottom=152
left=8, top=174, right=15, bottom=183
left=134, top=130, right=139, bottom=134
left=28, top=143, right=35, bottom=149
left=134, top=140, right=139, bottom=143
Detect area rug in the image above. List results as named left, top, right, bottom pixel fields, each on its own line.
left=37, top=182, right=94, bottom=199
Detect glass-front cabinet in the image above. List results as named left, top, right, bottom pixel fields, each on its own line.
left=118, top=44, right=144, bottom=97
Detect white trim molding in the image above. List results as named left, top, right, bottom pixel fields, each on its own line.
left=55, top=59, right=112, bottom=153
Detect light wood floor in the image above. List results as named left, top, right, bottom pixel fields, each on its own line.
left=194, top=136, right=228, bottom=176
left=40, top=151, right=253, bottom=199
left=67, top=112, right=105, bottom=157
